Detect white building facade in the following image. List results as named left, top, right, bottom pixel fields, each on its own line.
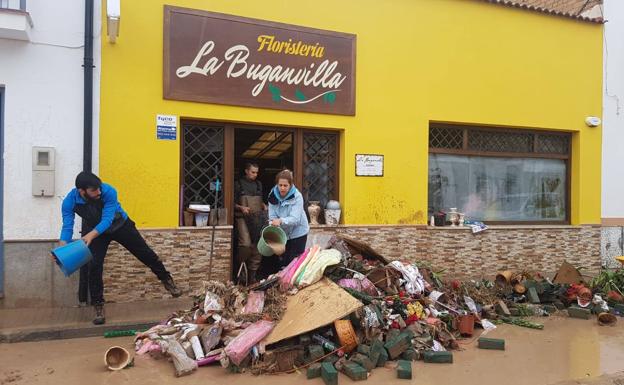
left=601, top=0, right=624, bottom=267
left=0, top=0, right=101, bottom=306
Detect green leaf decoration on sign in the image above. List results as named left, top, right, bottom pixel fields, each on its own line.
left=323, top=92, right=337, bottom=104
left=295, top=89, right=306, bottom=101
left=268, top=84, right=281, bottom=102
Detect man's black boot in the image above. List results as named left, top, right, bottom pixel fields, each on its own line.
left=93, top=304, right=105, bottom=325
left=162, top=276, right=182, bottom=297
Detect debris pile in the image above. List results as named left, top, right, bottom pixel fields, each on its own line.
left=130, top=236, right=624, bottom=379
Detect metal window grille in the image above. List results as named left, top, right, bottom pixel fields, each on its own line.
left=536, top=133, right=570, bottom=155
left=430, top=126, right=570, bottom=156
left=429, top=126, right=463, bottom=150
left=303, top=133, right=338, bottom=210
left=468, top=130, right=533, bottom=153
left=182, top=123, right=224, bottom=209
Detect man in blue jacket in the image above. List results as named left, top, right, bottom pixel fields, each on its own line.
left=59, top=172, right=181, bottom=325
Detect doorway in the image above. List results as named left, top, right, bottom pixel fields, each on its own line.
left=234, top=127, right=294, bottom=196
left=232, top=127, right=294, bottom=281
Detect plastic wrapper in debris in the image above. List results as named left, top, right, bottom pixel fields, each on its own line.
left=388, top=261, right=425, bottom=295
left=463, top=296, right=478, bottom=314
left=363, top=305, right=381, bottom=328
left=480, top=319, right=497, bottom=336
left=432, top=340, right=446, bottom=352
left=204, top=291, right=223, bottom=313
left=199, top=324, right=223, bottom=353
left=298, top=249, right=342, bottom=287
left=242, top=291, right=265, bottom=314
left=338, top=274, right=378, bottom=296
left=225, top=320, right=275, bottom=366
left=190, top=334, right=205, bottom=360
left=593, top=294, right=609, bottom=313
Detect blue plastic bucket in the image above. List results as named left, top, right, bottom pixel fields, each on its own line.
left=51, top=240, right=93, bottom=277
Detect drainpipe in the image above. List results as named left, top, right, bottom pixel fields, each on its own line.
left=83, top=0, right=94, bottom=172
left=79, top=0, right=94, bottom=303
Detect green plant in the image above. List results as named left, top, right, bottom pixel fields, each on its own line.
left=591, top=269, right=624, bottom=295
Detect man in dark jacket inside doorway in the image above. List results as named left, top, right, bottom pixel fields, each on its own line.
left=58, top=171, right=181, bottom=325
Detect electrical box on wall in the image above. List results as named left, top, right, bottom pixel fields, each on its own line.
left=32, top=147, right=55, bottom=197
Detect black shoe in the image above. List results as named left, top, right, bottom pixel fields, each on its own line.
left=162, top=277, right=182, bottom=297
left=93, top=304, right=105, bottom=325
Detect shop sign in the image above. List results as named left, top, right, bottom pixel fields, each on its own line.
left=356, top=154, right=384, bottom=176
left=156, top=114, right=177, bottom=140
left=164, top=6, right=356, bottom=115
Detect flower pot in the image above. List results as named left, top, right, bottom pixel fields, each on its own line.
left=495, top=270, right=513, bottom=287
left=458, top=314, right=475, bottom=336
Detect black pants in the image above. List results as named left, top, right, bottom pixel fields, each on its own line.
left=86, top=218, right=171, bottom=305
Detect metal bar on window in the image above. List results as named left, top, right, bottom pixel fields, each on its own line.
left=20, top=0, right=25, bottom=11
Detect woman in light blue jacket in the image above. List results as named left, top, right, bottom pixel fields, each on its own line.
left=268, top=169, right=310, bottom=268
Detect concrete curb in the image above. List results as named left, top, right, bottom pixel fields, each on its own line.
left=0, top=320, right=158, bottom=343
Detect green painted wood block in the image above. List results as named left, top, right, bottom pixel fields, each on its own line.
left=386, top=329, right=400, bottom=342
left=357, top=344, right=370, bottom=355
left=342, top=362, right=367, bottom=381
left=321, top=362, right=338, bottom=385
left=384, top=333, right=411, bottom=359
left=377, top=348, right=389, bottom=367
left=307, top=363, right=322, bottom=379
left=308, top=344, right=325, bottom=361
left=323, top=355, right=339, bottom=365
left=423, top=351, right=453, bottom=364
left=352, top=353, right=375, bottom=371
left=369, top=339, right=384, bottom=367
left=554, top=300, right=566, bottom=310
left=397, top=360, right=412, bottom=379
left=527, top=287, right=541, bottom=304
left=568, top=306, right=592, bottom=320
left=401, top=348, right=419, bottom=361
left=613, top=303, right=624, bottom=314
left=478, top=337, right=505, bottom=350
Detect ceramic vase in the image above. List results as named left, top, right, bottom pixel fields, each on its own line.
left=308, top=201, right=321, bottom=225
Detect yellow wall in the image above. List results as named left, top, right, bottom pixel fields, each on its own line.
left=100, top=0, right=603, bottom=227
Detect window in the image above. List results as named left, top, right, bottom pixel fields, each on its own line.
left=181, top=123, right=224, bottom=210
left=302, top=132, right=339, bottom=214
left=428, top=125, right=570, bottom=223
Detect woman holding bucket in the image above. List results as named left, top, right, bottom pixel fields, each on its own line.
left=267, top=169, right=310, bottom=270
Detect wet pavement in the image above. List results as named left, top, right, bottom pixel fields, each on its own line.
left=1, top=316, right=624, bottom=385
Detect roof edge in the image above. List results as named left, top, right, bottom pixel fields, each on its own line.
left=480, top=0, right=605, bottom=24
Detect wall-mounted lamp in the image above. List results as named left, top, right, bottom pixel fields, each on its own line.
left=107, top=0, right=120, bottom=43
left=585, top=116, right=601, bottom=127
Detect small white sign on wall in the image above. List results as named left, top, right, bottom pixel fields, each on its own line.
left=156, top=114, right=177, bottom=140
left=355, top=154, right=384, bottom=176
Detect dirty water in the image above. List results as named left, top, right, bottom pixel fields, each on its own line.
left=1, top=317, right=624, bottom=385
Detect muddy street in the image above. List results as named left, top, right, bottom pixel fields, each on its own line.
left=1, top=317, right=623, bottom=385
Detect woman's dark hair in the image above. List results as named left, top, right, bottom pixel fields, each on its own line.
left=275, top=169, right=294, bottom=185
left=75, top=171, right=102, bottom=190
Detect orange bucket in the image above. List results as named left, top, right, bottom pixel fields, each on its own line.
left=334, top=319, right=358, bottom=353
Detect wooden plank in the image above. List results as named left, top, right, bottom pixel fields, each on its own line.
left=264, top=278, right=363, bottom=345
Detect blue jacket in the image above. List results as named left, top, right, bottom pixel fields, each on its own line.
left=60, top=183, right=128, bottom=242
left=268, top=185, right=309, bottom=240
